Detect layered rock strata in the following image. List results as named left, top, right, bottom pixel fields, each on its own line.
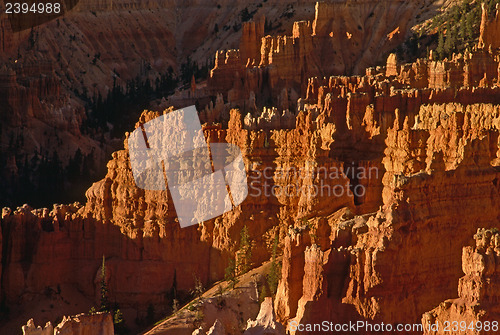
left=479, top=3, right=500, bottom=50
left=4, top=45, right=500, bottom=334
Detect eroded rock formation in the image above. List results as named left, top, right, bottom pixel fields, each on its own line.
left=3, top=1, right=500, bottom=334
left=4, top=36, right=500, bottom=335
left=209, top=0, right=437, bottom=105
left=0, top=0, right=332, bottom=208
left=244, top=297, right=285, bottom=335
left=479, top=3, right=500, bottom=50
left=423, top=229, right=500, bottom=335
left=22, top=313, right=113, bottom=335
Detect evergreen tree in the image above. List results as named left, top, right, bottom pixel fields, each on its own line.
left=224, top=258, right=237, bottom=288
left=171, top=269, right=177, bottom=301
left=458, top=14, right=467, bottom=40
left=436, top=32, right=445, bottom=60
left=113, top=308, right=128, bottom=335
left=444, top=23, right=456, bottom=56
left=114, top=309, right=123, bottom=324
left=236, top=225, right=252, bottom=275
left=465, top=11, right=475, bottom=41
left=259, top=284, right=269, bottom=303
left=99, top=256, right=109, bottom=312
left=267, top=234, right=281, bottom=296
left=172, top=299, right=179, bottom=313
left=240, top=8, right=253, bottom=22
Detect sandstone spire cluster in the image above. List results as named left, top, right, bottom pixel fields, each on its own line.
left=22, top=313, right=114, bottom=335
left=423, top=229, right=500, bottom=335
left=208, top=0, right=431, bottom=107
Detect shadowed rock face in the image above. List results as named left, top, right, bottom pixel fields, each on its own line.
left=7, top=0, right=80, bottom=32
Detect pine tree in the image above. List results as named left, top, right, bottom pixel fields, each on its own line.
left=465, top=11, right=475, bottom=41
left=236, top=225, right=252, bottom=275
left=113, top=308, right=128, bottom=335
left=436, top=32, right=445, bottom=60
left=259, top=284, right=269, bottom=304
left=224, top=258, right=237, bottom=288
left=172, top=299, right=179, bottom=313
left=171, top=269, right=177, bottom=301
left=99, top=256, right=109, bottom=312
left=114, top=309, right=124, bottom=326
left=267, top=234, right=281, bottom=296
left=459, top=14, right=467, bottom=40
left=191, top=275, right=204, bottom=301
left=444, top=23, right=456, bottom=56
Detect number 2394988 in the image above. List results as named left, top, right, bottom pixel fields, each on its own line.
left=5, top=2, right=61, bottom=14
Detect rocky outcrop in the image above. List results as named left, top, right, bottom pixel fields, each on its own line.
left=5, top=37, right=500, bottom=334
left=479, top=3, right=500, bottom=50
left=22, top=313, right=113, bottom=335
left=240, top=17, right=266, bottom=67
left=244, top=297, right=285, bottom=335
left=0, top=105, right=357, bottom=323
left=5, top=45, right=500, bottom=335
left=423, top=229, right=500, bottom=335
left=22, top=319, right=53, bottom=335
left=342, top=101, right=500, bottom=323
left=268, top=102, right=500, bottom=333
left=206, top=320, right=225, bottom=335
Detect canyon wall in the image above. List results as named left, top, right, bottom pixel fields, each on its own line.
left=479, top=3, right=500, bottom=50
left=208, top=0, right=437, bottom=104
left=4, top=50, right=500, bottom=332
left=2, top=0, right=500, bottom=334
left=0, top=0, right=330, bottom=209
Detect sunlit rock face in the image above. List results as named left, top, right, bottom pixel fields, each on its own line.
left=22, top=313, right=113, bottom=335
left=2, top=1, right=500, bottom=334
